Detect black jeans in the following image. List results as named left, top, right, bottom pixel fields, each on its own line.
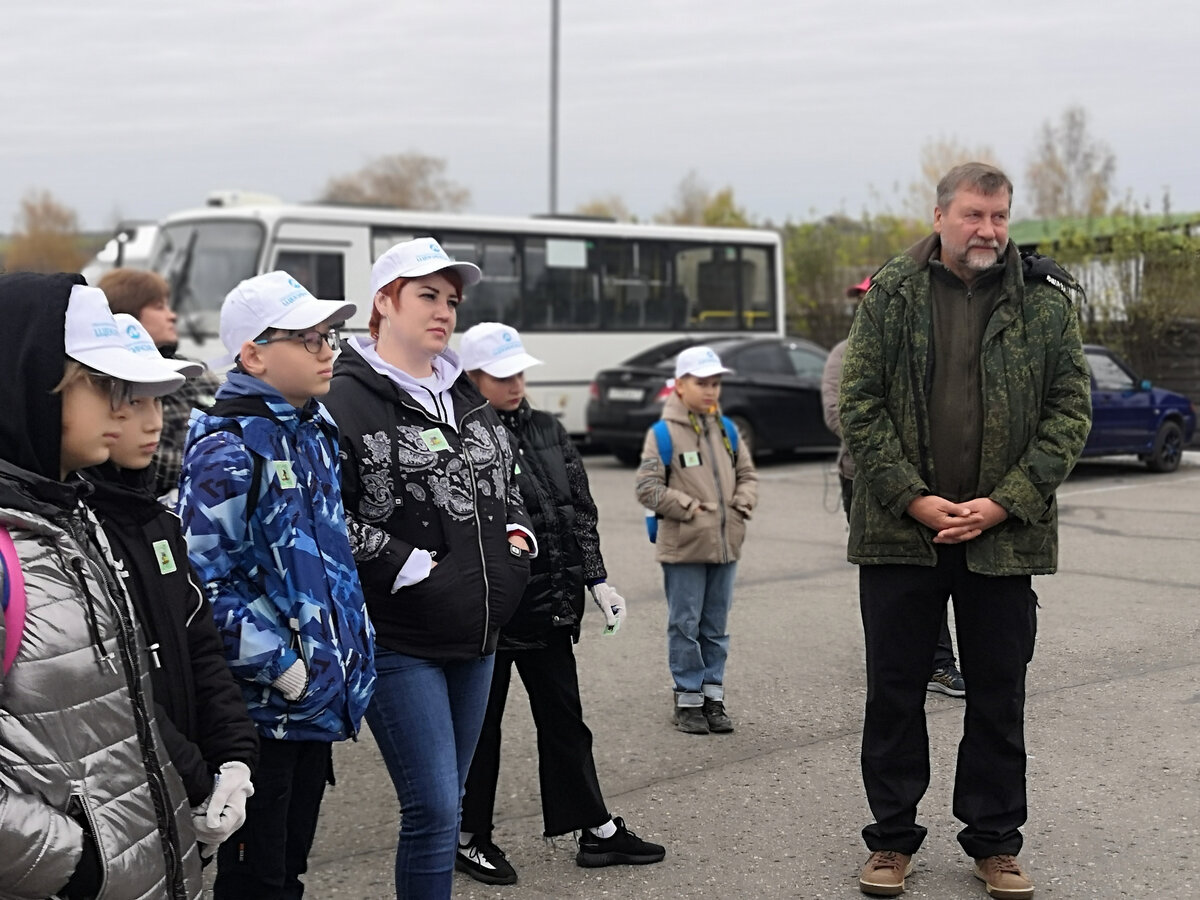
left=213, top=738, right=332, bottom=900
left=461, top=632, right=609, bottom=838
left=859, top=544, right=1037, bottom=858
left=842, top=476, right=957, bottom=673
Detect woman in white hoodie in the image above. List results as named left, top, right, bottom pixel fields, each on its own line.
left=323, top=239, right=535, bottom=900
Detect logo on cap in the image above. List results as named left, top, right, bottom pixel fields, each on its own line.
left=93, top=323, right=118, bottom=338
left=125, top=323, right=143, bottom=339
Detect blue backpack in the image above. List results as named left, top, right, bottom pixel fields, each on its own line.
left=644, top=417, right=739, bottom=543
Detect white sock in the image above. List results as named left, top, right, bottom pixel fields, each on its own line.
left=589, top=819, right=617, bottom=839
left=459, top=831, right=473, bottom=847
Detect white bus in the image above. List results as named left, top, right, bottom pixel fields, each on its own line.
left=148, top=201, right=786, bottom=437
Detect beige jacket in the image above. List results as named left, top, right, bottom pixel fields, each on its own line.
left=634, top=393, right=758, bottom=564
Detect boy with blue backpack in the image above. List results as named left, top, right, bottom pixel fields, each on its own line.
left=176, top=272, right=375, bottom=899
left=635, top=346, right=758, bottom=734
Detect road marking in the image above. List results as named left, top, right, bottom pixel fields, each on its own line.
left=1061, top=474, right=1200, bottom=498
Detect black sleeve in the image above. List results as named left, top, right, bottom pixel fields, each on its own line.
left=559, top=421, right=606, bottom=583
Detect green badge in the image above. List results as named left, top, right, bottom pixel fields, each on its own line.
left=682, top=451, right=701, bottom=467
left=514, top=463, right=522, bottom=475
left=420, top=427, right=451, bottom=452
left=274, top=460, right=297, bottom=489
left=152, top=539, right=177, bottom=575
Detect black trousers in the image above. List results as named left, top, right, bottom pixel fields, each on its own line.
left=841, top=476, right=957, bottom=672
left=461, top=632, right=609, bottom=838
left=859, top=544, right=1037, bottom=859
left=213, top=738, right=332, bottom=900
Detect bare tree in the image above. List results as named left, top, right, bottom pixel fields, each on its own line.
left=318, top=152, right=470, bottom=211
left=574, top=194, right=633, bottom=221
left=4, top=190, right=87, bottom=273
left=657, top=172, right=751, bottom=227
left=1026, top=106, right=1116, bottom=218
left=904, top=138, right=1003, bottom=219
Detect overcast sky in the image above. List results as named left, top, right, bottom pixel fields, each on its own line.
left=3, top=0, right=1198, bottom=233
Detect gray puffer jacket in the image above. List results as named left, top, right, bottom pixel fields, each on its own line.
left=0, top=463, right=202, bottom=900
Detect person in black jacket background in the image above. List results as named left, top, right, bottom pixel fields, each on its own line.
left=85, top=314, right=258, bottom=859
left=454, top=322, right=665, bottom=886
left=323, top=240, right=534, bottom=899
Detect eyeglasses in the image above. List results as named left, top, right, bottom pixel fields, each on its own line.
left=253, top=328, right=341, bottom=354
left=83, top=370, right=136, bottom=412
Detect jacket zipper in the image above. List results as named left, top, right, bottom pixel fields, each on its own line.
left=68, top=510, right=188, bottom=897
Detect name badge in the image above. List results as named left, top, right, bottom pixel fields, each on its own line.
left=152, top=539, right=177, bottom=575
left=681, top=451, right=702, bottom=468
left=420, top=428, right=451, bottom=452
left=274, top=460, right=298, bottom=489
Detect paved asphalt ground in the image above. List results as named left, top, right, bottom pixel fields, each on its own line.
left=244, top=450, right=1199, bottom=899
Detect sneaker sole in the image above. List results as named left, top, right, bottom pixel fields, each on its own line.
left=576, top=850, right=667, bottom=868
left=926, top=681, right=966, bottom=698
left=973, top=868, right=1033, bottom=899
left=454, top=855, right=518, bottom=886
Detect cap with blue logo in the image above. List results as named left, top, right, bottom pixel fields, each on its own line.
left=113, top=314, right=206, bottom=379
left=215, top=270, right=357, bottom=367
left=371, top=238, right=483, bottom=296
left=458, top=322, right=543, bottom=378
left=63, top=286, right=186, bottom=396
left=674, top=345, right=733, bottom=380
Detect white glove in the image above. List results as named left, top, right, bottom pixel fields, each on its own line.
left=192, top=761, right=254, bottom=848
left=272, top=658, right=308, bottom=701
left=589, top=583, right=626, bottom=634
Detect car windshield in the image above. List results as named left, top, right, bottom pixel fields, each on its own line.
left=149, top=220, right=264, bottom=342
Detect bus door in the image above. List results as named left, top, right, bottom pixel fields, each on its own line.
left=270, top=222, right=372, bottom=329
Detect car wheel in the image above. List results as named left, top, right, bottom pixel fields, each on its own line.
left=612, top=446, right=642, bottom=467
left=1146, top=420, right=1184, bottom=473
left=730, top=415, right=755, bottom=457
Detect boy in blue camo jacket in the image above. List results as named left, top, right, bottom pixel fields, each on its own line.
left=177, top=271, right=375, bottom=900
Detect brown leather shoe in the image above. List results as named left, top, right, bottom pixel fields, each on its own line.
left=973, top=855, right=1034, bottom=899
left=859, top=850, right=913, bottom=896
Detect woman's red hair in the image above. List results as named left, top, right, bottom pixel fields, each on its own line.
left=369, top=270, right=465, bottom=339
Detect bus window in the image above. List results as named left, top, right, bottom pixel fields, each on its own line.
left=522, top=238, right=599, bottom=330
left=599, top=240, right=673, bottom=330
left=439, top=234, right=520, bottom=328
left=151, top=221, right=263, bottom=338
left=739, top=245, right=776, bottom=332
left=274, top=250, right=346, bottom=302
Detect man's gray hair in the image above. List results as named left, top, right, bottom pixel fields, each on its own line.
left=936, top=162, right=1013, bottom=211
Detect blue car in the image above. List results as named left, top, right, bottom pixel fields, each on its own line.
left=1082, top=345, right=1196, bottom=472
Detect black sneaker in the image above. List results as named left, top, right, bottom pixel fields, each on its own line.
left=456, top=834, right=517, bottom=885
left=702, top=697, right=734, bottom=733
left=672, top=705, right=708, bottom=734
left=927, top=666, right=966, bottom=697
left=576, top=817, right=667, bottom=868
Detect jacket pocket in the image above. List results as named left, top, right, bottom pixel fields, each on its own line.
left=488, top=550, right=531, bottom=631
left=68, top=784, right=109, bottom=898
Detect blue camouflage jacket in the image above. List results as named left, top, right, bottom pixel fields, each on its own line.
left=177, top=373, right=375, bottom=742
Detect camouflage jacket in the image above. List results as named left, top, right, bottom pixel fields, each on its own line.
left=838, top=236, right=1092, bottom=574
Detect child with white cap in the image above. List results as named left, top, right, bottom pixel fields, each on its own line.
left=175, top=271, right=376, bottom=899
left=322, top=239, right=535, bottom=899
left=635, top=345, right=758, bottom=734
left=455, top=322, right=665, bottom=884
left=84, top=314, right=259, bottom=863
left=0, top=274, right=204, bottom=899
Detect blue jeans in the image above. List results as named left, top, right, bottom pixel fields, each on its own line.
left=366, top=649, right=495, bottom=900
left=663, top=562, right=737, bottom=705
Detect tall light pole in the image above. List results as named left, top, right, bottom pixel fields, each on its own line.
left=549, top=0, right=559, bottom=214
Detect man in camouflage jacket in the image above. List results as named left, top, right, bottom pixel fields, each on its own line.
left=839, top=163, right=1091, bottom=899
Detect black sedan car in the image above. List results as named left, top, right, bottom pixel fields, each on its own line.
left=586, top=335, right=838, bottom=464
left=1082, top=345, right=1196, bottom=472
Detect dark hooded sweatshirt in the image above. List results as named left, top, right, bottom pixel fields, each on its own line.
left=84, top=461, right=259, bottom=805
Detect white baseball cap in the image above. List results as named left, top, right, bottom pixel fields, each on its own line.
left=113, top=314, right=206, bottom=379
left=459, top=322, right=543, bottom=378
left=64, top=286, right=186, bottom=396
left=675, top=345, right=733, bottom=380
left=215, top=271, right=356, bottom=367
left=371, top=238, right=483, bottom=295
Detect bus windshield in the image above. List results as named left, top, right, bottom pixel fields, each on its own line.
left=150, top=220, right=263, bottom=343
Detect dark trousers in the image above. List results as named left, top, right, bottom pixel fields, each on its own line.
left=214, top=738, right=332, bottom=900
left=842, top=476, right=957, bottom=672
left=461, top=632, right=609, bottom=838
left=859, top=544, right=1037, bottom=859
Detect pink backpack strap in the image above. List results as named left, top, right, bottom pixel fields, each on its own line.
left=1, top=525, right=28, bottom=675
